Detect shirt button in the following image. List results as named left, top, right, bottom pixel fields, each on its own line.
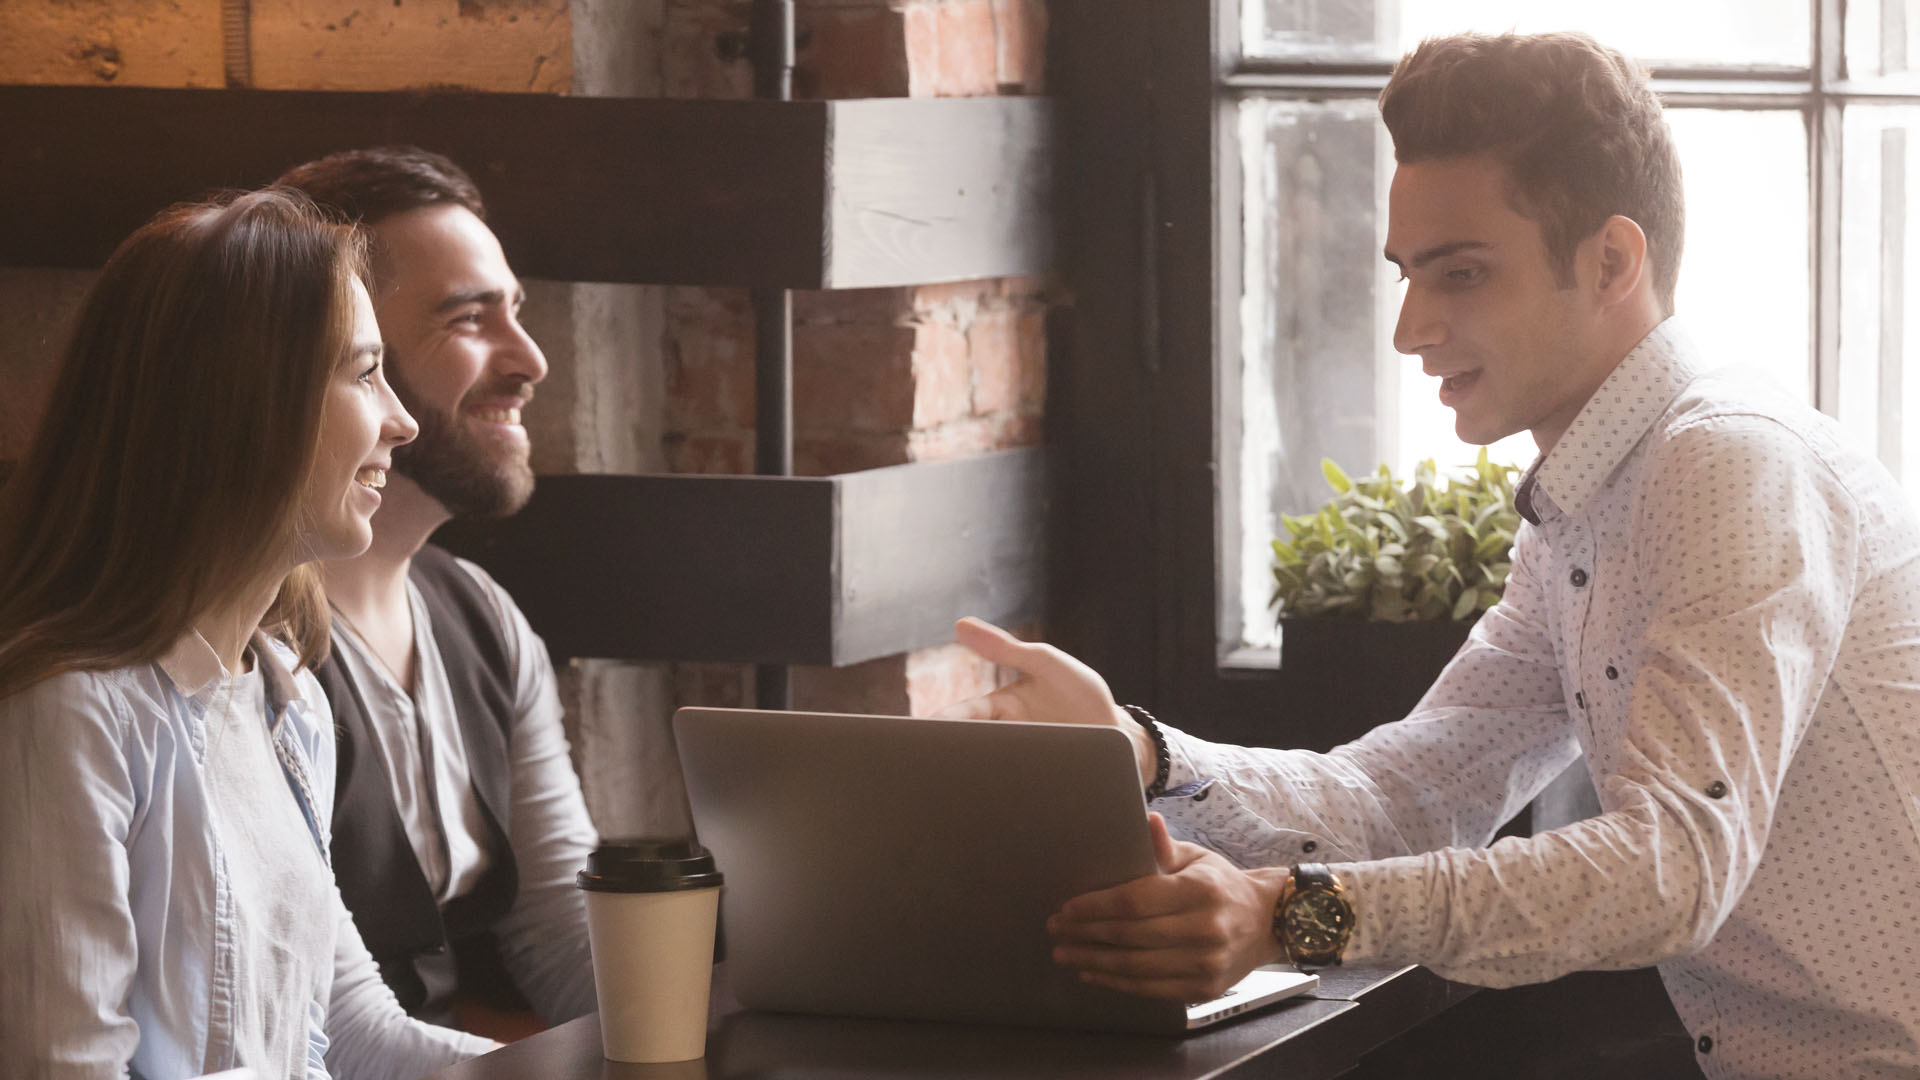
left=1302, top=840, right=1318, bottom=854
left=1193, top=786, right=1210, bottom=802
left=1605, top=665, right=1619, bottom=680
left=1697, top=1035, right=1713, bottom=1054
left=1574, top=692, right=1586, bottom=710
left=1570, top=568, right=1588, bottom=587
left=1706, top=781, right=1729, bottom=799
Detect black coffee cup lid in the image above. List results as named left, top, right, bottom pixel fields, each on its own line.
left=577, top=837, right=724, bottom=893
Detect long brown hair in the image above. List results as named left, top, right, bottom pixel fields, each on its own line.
left=0, top=189, right=367, bottom=696
left=1380, top=32, right=1685, bottom=314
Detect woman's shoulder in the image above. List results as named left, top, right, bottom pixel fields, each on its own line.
left=3, top=666, right=138, bottom=717
left=0, top=665, right=158, bottom=762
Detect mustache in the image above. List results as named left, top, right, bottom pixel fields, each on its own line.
left=463, top=382, right=536, bottom=409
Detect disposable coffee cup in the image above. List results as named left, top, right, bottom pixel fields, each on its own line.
left=578, top=838, right=725, bottom=1063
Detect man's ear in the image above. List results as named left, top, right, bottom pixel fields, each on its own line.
left=1590, top=214, right=1650, bottom=305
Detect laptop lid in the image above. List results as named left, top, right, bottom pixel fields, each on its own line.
left=673, top=707, right=1315, bottom=1035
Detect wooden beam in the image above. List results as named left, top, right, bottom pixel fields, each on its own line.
left=824, top=97, right=1055, bottom=287
left=430, top=449, right=1047, bottom=666
left=0, top=86, right=1054, bottom=289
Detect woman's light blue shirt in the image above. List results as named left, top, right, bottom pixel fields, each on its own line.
left=0, top=634, right=490, bottom=1080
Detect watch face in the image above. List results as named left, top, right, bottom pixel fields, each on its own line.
left=1284, top=888, right=1353, bottom=955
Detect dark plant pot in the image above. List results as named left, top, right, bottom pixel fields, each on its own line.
left=1276, top=617, right=1477, bottom=741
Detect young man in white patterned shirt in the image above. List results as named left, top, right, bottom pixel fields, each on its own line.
left=943, top=32, right=1920, bottom=1079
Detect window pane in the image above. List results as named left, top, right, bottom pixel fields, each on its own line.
left=1230, top=99, right=1390, bottom=649
left=1243, top=0, right=1810, bottom=67
left=1837, top=106, right=1920, bottom=496
left=1228, top=103, right=1809, bottom=650
left=1846, top=0, right=1920, bottom=85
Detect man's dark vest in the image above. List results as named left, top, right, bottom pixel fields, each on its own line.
left=316, top=543, right=523, bottom=1024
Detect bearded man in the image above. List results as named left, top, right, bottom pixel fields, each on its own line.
left=281, top=148, right=599, bottom=1035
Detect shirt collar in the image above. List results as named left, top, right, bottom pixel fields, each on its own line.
left=1516, top=317, right=1702, bottom=524
left=156, top=629, right=301, bottom=717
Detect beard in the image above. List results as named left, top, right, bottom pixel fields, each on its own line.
left=387, top=351, right=537, bottom=521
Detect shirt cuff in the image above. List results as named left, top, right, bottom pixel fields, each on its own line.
left=1327, top=852, right=1438, bottom=968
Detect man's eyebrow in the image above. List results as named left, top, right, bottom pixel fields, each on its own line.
left=1383, top=240, right=1494, bottom=270
left=431, top=287, right=519, bottom=315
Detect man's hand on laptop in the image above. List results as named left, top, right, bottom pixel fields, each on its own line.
left=938, top=617, right=1157, bottom=788
left=1047, top=813, right=1290, bottom=1002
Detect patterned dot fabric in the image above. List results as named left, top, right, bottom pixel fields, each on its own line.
left=1156, top=320, right=1920, bottom=1078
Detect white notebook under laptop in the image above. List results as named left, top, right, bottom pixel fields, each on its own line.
left=673, top=707, right=1318, bottom=1035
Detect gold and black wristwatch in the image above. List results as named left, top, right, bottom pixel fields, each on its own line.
left=1273, top=864, right=1354, bottom=969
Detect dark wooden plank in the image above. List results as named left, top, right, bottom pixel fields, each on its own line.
left=825, top=97, right=1056, bottom=287
left=431, top=473, right=838, bottom=664
left=0, top=86, right=1053, bottom=289
left=832, top=448, right=1048, bottom=664
left=430, top=450, right=1047, bottom=667
left=1, top=86, right=824, bottom=286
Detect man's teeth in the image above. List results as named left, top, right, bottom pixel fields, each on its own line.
left=471, top=407, right=522, bottom=425
left=356, top=468, right=387, bottom=490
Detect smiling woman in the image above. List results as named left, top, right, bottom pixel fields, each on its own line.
left=0, top=190, right=481, bottom=1080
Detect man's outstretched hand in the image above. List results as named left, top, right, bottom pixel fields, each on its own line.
left=937, top=617, right=1156, bottom=787
left=1047, top=813, right=1291, bottom=1002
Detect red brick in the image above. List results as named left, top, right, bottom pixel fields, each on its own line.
left=991, top=0, right=1046, bottom=91
left=796, top=430, right=911, bottom=476
left=907, top=416, right=998, bottom=461
left=910, top=320, right=972, bottom=428
left=904, top=0, right=998, bottom=97
left=794, top=323, right=919, bottom=432
left=794, top=286, right=912, bottom=327
left=797, top=4, right=909, bottom=98
left=966, top=307, right=1021, bottom=414
left=792, top=654, right=910, bottom=715
left=664, top=432, right=753, bottom=474
left=0, top=0, right=223, bottom=87
left=663, top=0, right=754, bottom=99
left=990, top=411, right=1043, bottom=449
left=911, top=279, right=996, bottom=319
left=665, top=315, right=756, bottom=431
left=673, top=661, right=753, bottom=707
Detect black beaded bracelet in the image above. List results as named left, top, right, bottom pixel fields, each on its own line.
left=1121, top=704, right=1172, bottom=800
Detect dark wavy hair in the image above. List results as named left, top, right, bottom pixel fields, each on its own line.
left=277, top=145, right=486, bottom=226
left=1380, top=32, right=1685, bottom=313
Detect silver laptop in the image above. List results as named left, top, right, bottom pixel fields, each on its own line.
left=673, top=707, right=1318, bottom=1035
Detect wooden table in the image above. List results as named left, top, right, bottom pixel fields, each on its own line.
left=428, top=965, right=1474, bottom=1080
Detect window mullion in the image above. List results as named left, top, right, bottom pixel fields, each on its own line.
left=1812, top=0, right=1845, bottom=414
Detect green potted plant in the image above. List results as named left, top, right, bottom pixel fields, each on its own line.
left=1269, top=449, right=1522, bottom=726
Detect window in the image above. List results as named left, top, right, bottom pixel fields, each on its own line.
left=1224, top=1, right=1920, bottom=656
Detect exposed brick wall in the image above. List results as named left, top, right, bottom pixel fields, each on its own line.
left=660, top=0, right=1052, bottom=718
left=0, top=0, right=1053, bottom=823
left=663, top=278, right=1048, bottom=478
